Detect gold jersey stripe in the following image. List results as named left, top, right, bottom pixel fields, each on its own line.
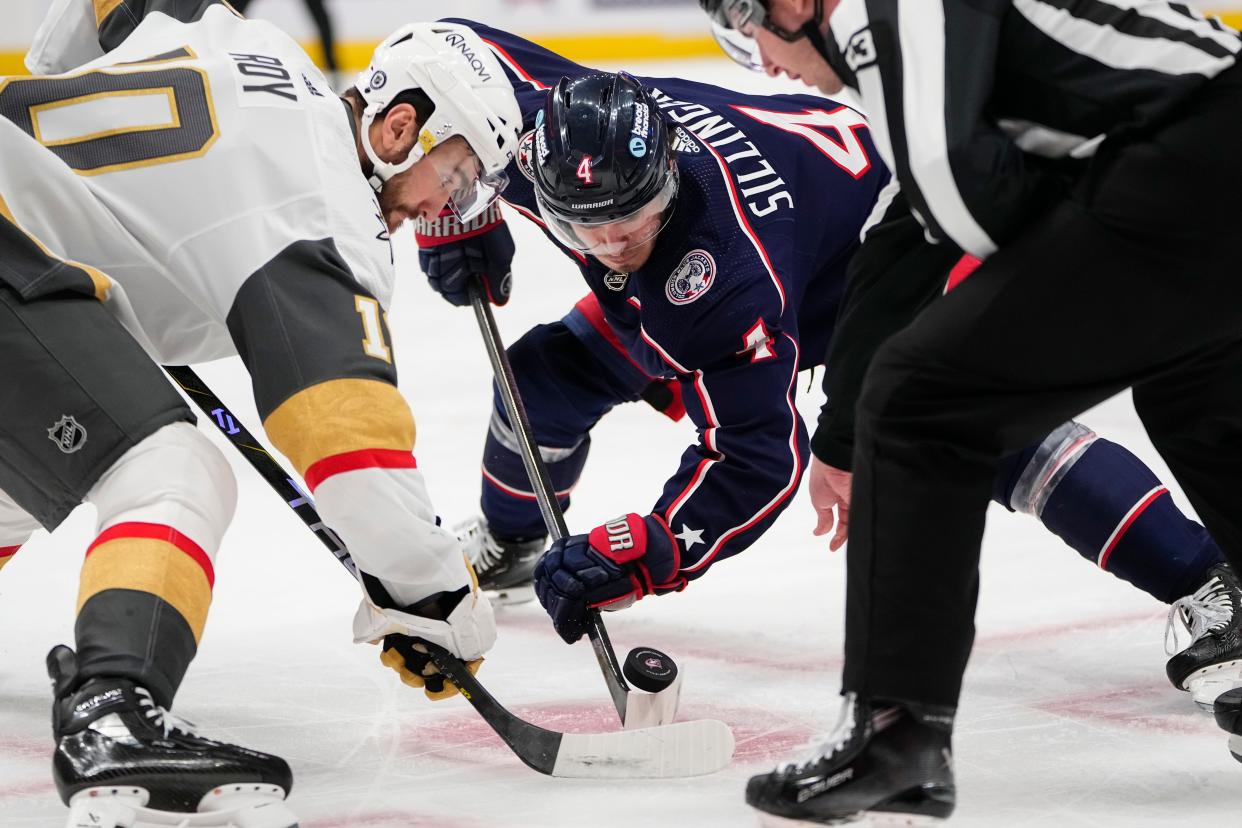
left=263, top=378, right=415, bottom=477
left=94, top=0, right=126, bottom=27
left=0, top=193, right=113, bottom=301
left=78, top=537, right=213, bottom=642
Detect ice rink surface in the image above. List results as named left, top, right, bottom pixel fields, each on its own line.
left=2, top=55, right=1238, bottom=827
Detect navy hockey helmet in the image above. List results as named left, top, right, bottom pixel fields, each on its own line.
left=532, top=72, right=678, bottom=261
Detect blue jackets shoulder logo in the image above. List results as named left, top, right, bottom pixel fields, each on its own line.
left=516, top=130, right=536, bottom=182
left=666, top=250, right=715, bottom=305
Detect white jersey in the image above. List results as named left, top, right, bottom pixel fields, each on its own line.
left=0, top=5, right=392, bottom=365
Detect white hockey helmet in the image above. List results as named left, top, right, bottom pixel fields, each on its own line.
left=355, top=22, right=522, bottom=221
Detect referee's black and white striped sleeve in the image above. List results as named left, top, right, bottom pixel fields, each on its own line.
left=845, top=0, right=1061, bottom=258
left=838, top=0, right=1240, bottom=259
left=1012, top=0, right=1238, bottom=77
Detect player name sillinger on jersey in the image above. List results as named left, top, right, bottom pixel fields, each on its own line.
left=649, top=88, right=793, bottom=218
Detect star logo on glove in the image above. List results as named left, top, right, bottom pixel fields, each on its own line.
left=674, top=524, right=705, bottom=550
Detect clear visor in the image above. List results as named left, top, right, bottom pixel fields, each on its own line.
left=708, top=0, right=770, bottom=71
left=711, top=21, right=765, bottom=71
left=536, top=173, right=678, bottom=258
left=424, top=136, right=510, bottom=223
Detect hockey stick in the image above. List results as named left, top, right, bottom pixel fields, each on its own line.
left=163, top=364, right=733, bottom=778
left=469, top=282, right=685, bottom=730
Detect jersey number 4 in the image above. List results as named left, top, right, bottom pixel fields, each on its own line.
left=733, top=105, right=871, bottom=179
left=0, top=64, right=219, bottom=176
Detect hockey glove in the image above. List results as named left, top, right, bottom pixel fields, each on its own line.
left=380, top=633, right=483, bottom=701
left=533, top=513, right=681, bottom=644
left=415, top=203, right=514, bottom=307
left=354, top=578, right=496, bottom=701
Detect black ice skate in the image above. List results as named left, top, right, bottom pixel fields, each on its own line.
left=48, top=645, right=297, bottom=828
left=456, top=515, right=545, bottom=604
left=746, top=694, right=955, bottom=826
left=1212, top=686, right=1242, bottom=764
left=1165, top=562, right=1242, bottom=710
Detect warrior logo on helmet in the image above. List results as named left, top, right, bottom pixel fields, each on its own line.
left=666, top=250, right=715, bottom=305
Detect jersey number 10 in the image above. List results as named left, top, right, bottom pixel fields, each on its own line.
left=0, top=64, right=219, bottom=176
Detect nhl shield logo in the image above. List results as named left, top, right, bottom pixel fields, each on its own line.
left=47, top=415, right=87, bottom=454
left=666, top=250, right=715, bottom=305
left=603, top=271, right=629, bottom=291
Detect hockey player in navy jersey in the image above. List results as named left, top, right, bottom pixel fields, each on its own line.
left=419, top=22, right=877, bottom=635
left=417, top=23, right=1240, bottom=695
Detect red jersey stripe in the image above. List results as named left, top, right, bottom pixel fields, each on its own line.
left=87, top=522, right=214, bottom=588
left=304, top=448, right=418, bottom=492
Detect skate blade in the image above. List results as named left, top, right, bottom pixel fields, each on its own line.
left=1229, top=733, right=1242, bottom=764
left=486, top=584, right=536, bottom=606
left=757, top=811, right=946, bottom=827
left=67, top=785, right=298, bottom=828
left=1186, top=662, right=1242, bottom=711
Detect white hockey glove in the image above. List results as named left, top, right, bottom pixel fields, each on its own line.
left=353, top=572, right=496, bottom=701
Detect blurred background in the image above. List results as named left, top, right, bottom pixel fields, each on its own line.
left=5, top=0, right=1239, bottom=79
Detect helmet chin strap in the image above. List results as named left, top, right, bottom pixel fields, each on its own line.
left=360, top=104, right=424, bottom=193
left=799, top=0, right=833, bottom=66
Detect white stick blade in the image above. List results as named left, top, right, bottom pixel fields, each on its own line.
left=551, top=719, right=734, bottom=778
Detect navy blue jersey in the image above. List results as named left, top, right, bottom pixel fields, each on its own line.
left=448, top=20, right=888, bottom=577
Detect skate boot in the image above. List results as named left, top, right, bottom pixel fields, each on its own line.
left=48, top=645, right=297, bottom=828
left=1165, top=562, right=1242, bottom=710
left=1212, top=687, right=1242, bottom=763
left=455, top=516, right=545, bottom=605
left=746, top=693, right=955, bottom=826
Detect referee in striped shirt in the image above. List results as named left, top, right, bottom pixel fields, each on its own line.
left=702, top=0, right=1242, bottom=823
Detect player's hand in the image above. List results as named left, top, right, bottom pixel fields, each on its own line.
left=533, top=513, right=677, bottom=644
left=354, top=579, right=496, bottom=701
left=415, top=203, right=514, bottom=307
left=379, top=634, right=483, bottom=701
left=809, top=456, right=852, bottom=552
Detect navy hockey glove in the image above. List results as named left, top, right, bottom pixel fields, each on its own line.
left=415, top=202, right=513, bottom=306
left=533, top=513, right=682, bottom=644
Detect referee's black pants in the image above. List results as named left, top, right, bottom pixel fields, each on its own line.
left=843, top=61, right=1242, bottom=709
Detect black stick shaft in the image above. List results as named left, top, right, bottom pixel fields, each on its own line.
left=163, top=364, right=565, bottom=773
left=468, top=284, right=631, bottom=723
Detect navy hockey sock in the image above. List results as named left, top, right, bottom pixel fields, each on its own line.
left=998, top=424, right=1223, bottom=604
left=480, top=412, right=588, bottom=539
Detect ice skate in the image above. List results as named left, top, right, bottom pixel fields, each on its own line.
left=456, top=515, right=545, bottom=605
left=1165, top=563, right=1242, bottom=710
left=746, top=694, right=955, bottom=826
left=48, top=646, right=297, bottom=828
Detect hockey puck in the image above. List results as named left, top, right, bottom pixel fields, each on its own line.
left=623, top=646, right=678, bottom=693
left=1214, top=687, right=1242, bottom=735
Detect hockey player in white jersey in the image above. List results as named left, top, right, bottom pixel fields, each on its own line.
left=3, top=2, right=521, bottom=825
